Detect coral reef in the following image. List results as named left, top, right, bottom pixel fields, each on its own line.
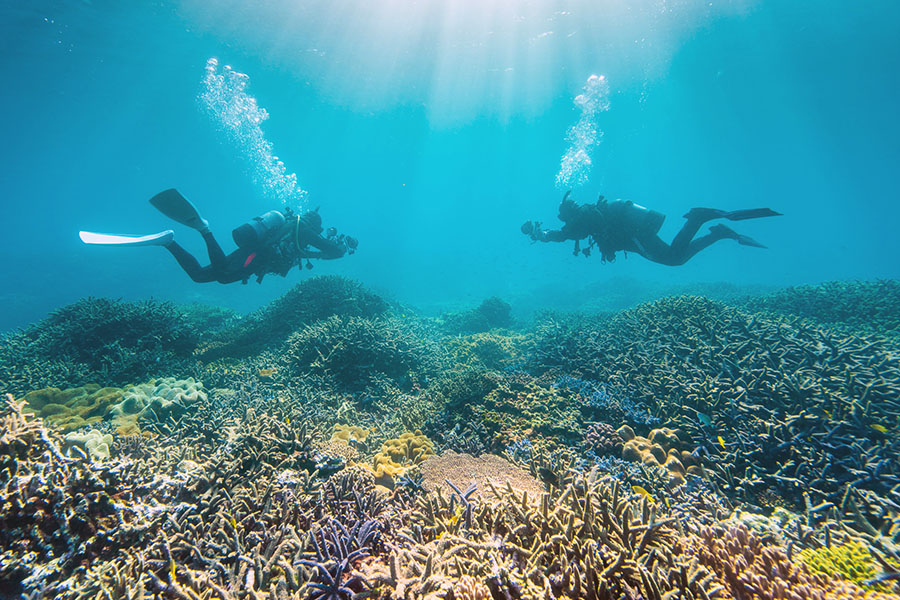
left=283, top=315, right=442, bottom=392
left=446, top=331, right=532, bottom=371
left=0, top=297, right=198, bottom=394
left=198, top=275, right=389, bottom=360
left=739, top=279, right=900, bottom=336
left=531, top=295, right=900, bottom=513
left=371, top=431, right=434, bottom=487
left=418, top=450, right=544, bottom=499
left=5, top=279, right=900, bottom=599
left=441, top=296, right=514, bottom=334
left=21, top=384, right=124, bottom=432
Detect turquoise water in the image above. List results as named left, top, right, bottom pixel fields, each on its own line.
left=2, top=0, right=898, bottom=330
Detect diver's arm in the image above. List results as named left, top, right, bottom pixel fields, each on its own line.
left=303, top=235, right=348, bottom=259
left=521, top=220, right=573, bottom=243
left=539, top=229, right=570, bottom=242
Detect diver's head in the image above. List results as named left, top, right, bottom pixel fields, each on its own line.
left=299, top=210, right=323, bottom=233
left=558, top=198, right=578, bottom=222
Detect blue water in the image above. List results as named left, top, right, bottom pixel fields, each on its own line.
left=2, top=1, right=898, bottom=331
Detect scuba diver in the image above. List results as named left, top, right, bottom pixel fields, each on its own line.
left=80, top=189, right=357, bottom=284
left=521, top=191, right=781, bottom=266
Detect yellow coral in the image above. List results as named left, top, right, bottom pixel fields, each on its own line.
left=22, top=385, right=124, bottom=432
left=619, top=427, right=700, bottom=486
left=331, top=424, right=370, bottom=444
left=798, top=541, right=885, bottom=589
left=447, top=332, right=533, bottom=370
left=369, top=431, right=434, bottom=488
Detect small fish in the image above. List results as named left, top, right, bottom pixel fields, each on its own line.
left=632, top=485, right=654, bottom=503
left=871, top=424, right=889, bottom=434
left=717, top=435, right=726, bottom=449
left=230, top=515, right=237, bottom=529
left=697, top=412, right=712, bottom=427
left=169, top=560, right=176, bottom=580
left=823, top=409, right=832, bottom=418
left=285, top=417, right=291, bottom=425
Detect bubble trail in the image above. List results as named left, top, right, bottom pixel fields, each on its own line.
left=555, top=74, right=610, bottom=190
left=199, top=58, right=307, bottom=207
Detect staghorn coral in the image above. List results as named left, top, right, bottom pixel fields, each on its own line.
left=0, top=297, right=198, bottom=394
left=739, top=279, right=900, bottom=336
left=529, top=295, right=900, bottom=516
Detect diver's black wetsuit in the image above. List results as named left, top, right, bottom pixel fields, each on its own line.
left=166, top=213, right=351, bottom=284
left=524, top=194, right=779, bottom=266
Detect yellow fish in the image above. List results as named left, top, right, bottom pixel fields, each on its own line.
left=229, top=515, right=237, bottom=529
left=717, top=435, right=726, bottom=449
left=632, top=485, right=654, bottom=503
left=169, top=560, right=176, bottom=580
left=285, top=417, right=291, bottom=425
left=871, top=424, right=889, bottom=434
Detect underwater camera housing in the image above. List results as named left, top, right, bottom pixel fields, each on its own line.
left=232, top=210, right=286, bottom=248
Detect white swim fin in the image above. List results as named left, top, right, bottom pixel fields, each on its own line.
left=79, top=230, right=175, bottom=247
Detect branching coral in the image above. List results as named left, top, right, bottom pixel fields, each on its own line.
left=283, top=315, right=443, bottom=392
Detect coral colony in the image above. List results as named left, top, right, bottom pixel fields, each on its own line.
left=2, top=277, right=900, bottom=598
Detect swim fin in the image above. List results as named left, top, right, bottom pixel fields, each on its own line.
left=79, top=230, right=175, bottom=247
left=722, top=208, right=783, bottom=221
left=709, top=224, right=767, bottom=249
left=149, top=189, right=209, bottom=231
left=684, top=207, right=782, bottom=221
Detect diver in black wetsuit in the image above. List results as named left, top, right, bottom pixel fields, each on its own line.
left=521, top=191, right=781, bottom=266
left=80, top=189, right=357, bottom=284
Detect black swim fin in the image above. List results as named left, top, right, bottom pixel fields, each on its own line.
left=722, top=208, right=782, bottom=221
left=150, top=189, right=209, bottom=231
left=710, top=224, right=768, bottom=248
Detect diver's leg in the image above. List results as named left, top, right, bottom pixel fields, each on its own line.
left=200, top=231, right=227, bottom=266
left=165, top=242, right=217, bottom=283
left=630, top=234, right=683, bottom=266
left=669, top=212, right=713, bottom=255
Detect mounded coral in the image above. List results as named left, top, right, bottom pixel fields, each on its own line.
left=331, top=424, right=370, bottom=444
left=112, top=377, right=207, bottom=422
left=446, top=331, right=533, bottom=370
left=282, top=315, right=442, bottom=392
left=617, top=425, right=701, bottom=485
left=370, top=431, right=434, bottom=487
left=198, top=275, right=389, bottom=360
left=22, top=384, right=124, bottom=432
left=441, top=296, right=514, bottom=335
left=63, top=429, right=113, bottom=461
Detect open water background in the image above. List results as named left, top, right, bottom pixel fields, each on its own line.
left=1, top=0, right=898, bottom=331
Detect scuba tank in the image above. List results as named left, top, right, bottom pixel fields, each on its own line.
left=232, top=210, right=286, bottom=248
